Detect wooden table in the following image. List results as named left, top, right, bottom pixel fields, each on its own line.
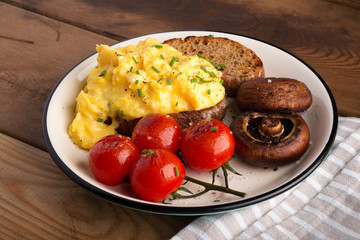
left=1, top=0, right=359, bottom=239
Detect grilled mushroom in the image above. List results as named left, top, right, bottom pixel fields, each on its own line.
left=230, top=111, right=310, bottom=167
left=236, top=78, right=312, bottom=113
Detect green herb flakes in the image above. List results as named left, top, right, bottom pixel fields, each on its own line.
left=200, top=66, right=208, bottom=73
left=210, top=126, right=218, bottom=131
left=98, top=70, right=106, bottom=77
left=209, top=71, right=217, bottom=78
left=151, top=66, right=160, bottom=73
left=169, top=56, right=179, bottom=67
left=137, top=89, right=143, bottom=97
left=132, top=56, right=138, bottom=64
left=148, top=149, right=155, bottom=156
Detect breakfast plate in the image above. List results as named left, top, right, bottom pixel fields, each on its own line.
left=42, top=31, right=337, bottom=215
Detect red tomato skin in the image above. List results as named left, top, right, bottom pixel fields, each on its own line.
left=180, top=120, right=235, bottom=172
left=130, top=149, right=185, bottom=202
left=89, top=135, right=140, bottom=186
left=131, top=114, right=181, bottom=153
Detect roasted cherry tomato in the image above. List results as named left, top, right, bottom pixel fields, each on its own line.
left=132, top=114, right=181, bottom=153
left=180, top=119, right=235, bottom=172
left=89, top=134, right=140, bottom=186
left=130, top=148, right=185, bottom=202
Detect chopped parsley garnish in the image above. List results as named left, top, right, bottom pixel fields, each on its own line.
left=210, top=126, right=218, bottom=131
left=97, top=118, right=104, bottom=122
left=132, top=56, right=138, bottom=64
left=129, top=66, right=133, bottom=72
left=141, top=149, right=155, bottom=156
left=98, top=70, right=106, bottom=77
left=135, top=80, right=139, bottom=84
left=200, top=66, right=208, bottom=73
left=220, top=79, right=224, bottom=85
left=137, top=89, right=143, bottom=97
left=174, top=166, right=179, bottom=177
left=216, top=63, right=226, bottom=70
left=167, top=78, right=172, bottom=85
left=148, top=149, right=155, bottom=156
left=190, top=78, right=197, bottom=83
left=197, top=54, right=225, bottom=70
left=152, top=44, right=163, bottom=48
left=151, top=65, right=160, bottom=73
left=208, top=89, right=211, bottom=95
left=136, top=70, right=140, bottom=75
left=169, top=56, right=179, bottom=67
left=195, top=75, right=204, bottom=82
left=160, top=54, right=165, bottom=59
left=196, top=75, right=211, bottom=83
left=209, top=71, right=217, bottom=78
left=208, top=34, right=214, bottom=38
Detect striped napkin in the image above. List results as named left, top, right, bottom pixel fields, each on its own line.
left=172, top=117, right=360, bottom=240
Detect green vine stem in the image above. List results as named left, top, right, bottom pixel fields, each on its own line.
left=170, top=175, right=246, bottom=200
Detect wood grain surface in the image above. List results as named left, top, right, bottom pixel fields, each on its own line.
left=0, top=3, right=117, bottom=150
left=0, top=0, right=359, bottom=239
left=1, top=0, right=360, bottom=150
left=0, top=133, right=194, bottom=239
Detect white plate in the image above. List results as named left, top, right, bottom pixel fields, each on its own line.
left=42, top=31, right=337, bottom=215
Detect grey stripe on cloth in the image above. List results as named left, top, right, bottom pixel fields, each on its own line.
left=171, top=117, right=360, bottom=240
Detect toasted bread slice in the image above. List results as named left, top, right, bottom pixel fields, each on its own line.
left=169, top=97, right=227, bottom=130
left=164, top=36, right=265, bottom=96
left=116, top=97, right=227, bottom=136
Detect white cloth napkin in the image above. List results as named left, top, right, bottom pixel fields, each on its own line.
left=172, top=117, right=360, bottom=240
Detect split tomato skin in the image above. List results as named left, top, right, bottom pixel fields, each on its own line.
left=180, top=119, right=235, bottom=172
left=130, top=148, right=185, bottom=202
left=89, top=134, right=140, bottom=186
left=131, top=114, right=181, bottom=153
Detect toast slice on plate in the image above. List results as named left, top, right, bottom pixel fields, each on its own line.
left=164, top=36, right=265, bottom=96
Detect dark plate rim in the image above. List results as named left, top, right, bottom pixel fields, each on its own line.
left=42, top=30, right=338, bottom=216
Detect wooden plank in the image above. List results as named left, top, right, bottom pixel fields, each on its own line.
left=1, top=0, right=360, bottom=151
left=10, top=0, right=358, bottom=116
left=0, top=133, right=195, bottom=240
left=0, top=3, right=119, bottom=150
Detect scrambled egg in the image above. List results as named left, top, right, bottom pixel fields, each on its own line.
left=69, top=38, right=225, bottom=149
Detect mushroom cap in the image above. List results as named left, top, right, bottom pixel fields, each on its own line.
left=230, top=111, right=310, bottom=167
left=236, top=78, right=312, bottom=113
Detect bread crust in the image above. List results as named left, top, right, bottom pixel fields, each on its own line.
left=115, top=97, right=227, bottom=136
left=170, top=97, right=227, bottom=131
left=164, top=36, right=265, bottom=96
